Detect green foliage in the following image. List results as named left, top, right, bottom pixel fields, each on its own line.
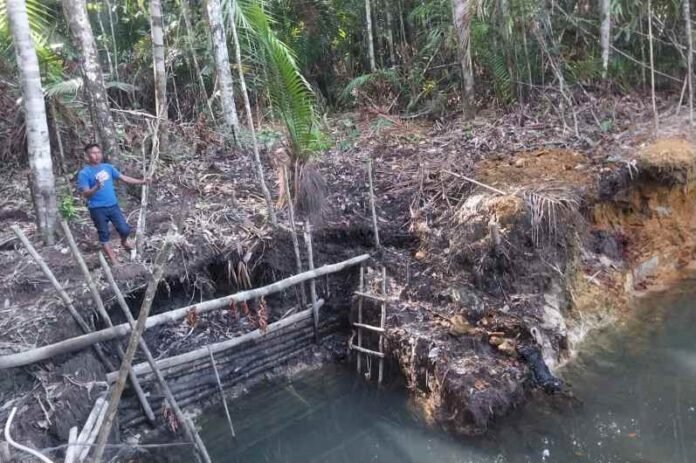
left=471, top=20, right=513, bottom=104
left=58, top=191, right=77, bottom=220
left=340, top=69, right=401, bottom=103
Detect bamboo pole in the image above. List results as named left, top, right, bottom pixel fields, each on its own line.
left=683, top=0, right=694, bottom=124
left=207, top=347, right=236, bottom=438
left=283, top=164, right=306, bottom=307
left=303, top=222, right=320, bottom=342
left=367, top=159, right=381, bottom=248
left=64, top=427, right=78, bottom=463
left=135, top=119, right=160, bottom=259
left=107, top=300, right=325, bottom=382
left=0, top=255, right=369, bottom=369
left=378, top=267, right=387, bottom=385
left=356, top=265, right=364, bottom=374
left=98, top=253, right=211, bottom=463
left=77, top=398, right=108, bottom=463
left=91, top=229, right=186, bottom=463
left=10, top=225, right=115, bottom=371
left=59, top=220, right=156, bottom=425
left=4, top=407, right=54, bottom=463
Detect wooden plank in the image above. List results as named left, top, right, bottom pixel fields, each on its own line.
left=353, top=322, right=385, bottom=333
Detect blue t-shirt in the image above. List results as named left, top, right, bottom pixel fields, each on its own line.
left=77, top=163, right=121, bottom=209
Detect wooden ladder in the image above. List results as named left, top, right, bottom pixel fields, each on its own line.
left=351, top=265, right=387, bottom=384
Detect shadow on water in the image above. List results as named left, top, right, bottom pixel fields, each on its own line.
left=162, top=275, right=696, bottom=463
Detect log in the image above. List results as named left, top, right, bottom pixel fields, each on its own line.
left=60, top=220, right=155, bottom=425
left=353, top=322, right=384, bottom=333
left=10, top=225, right=115, bottom=371
left=0, top=254, right=369, bottom=369
left=107, top=300, right=325, bottom=382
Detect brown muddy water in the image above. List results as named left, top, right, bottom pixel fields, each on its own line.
left=158, top=276, right=696, bottom=463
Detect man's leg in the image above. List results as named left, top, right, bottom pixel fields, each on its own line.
left=90, top=207, right=118, bottom=264
left=108, top=205, right=133, bottom=251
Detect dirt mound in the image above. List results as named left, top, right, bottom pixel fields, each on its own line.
left=477, top=149, right=593, bottom=192
left=638, top=138, right=696, bottom=184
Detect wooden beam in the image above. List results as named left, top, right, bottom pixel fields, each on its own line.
left=0, top=255, right=369, bottom=369
left=353, top=322, right=385, bottom=333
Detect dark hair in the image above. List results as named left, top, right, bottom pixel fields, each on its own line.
left=84, top=143, right=101, bottom=153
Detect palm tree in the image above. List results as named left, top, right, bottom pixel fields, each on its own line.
left=61, top=0, right=120, bottom=161
left=7, top=0, right=57, bottom=244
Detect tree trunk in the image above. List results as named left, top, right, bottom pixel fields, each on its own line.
left=8, top=0, right=57, bottom=245
left=648, top=0, right=658, bottom=132
left=683, top=0, right=694, bottom=124
left=600, top=0, right=611, bottom=80
left=204, top=0, right=241, bottom=136
left=62, top=0, right=119, bottom=162
left=149, top=0, right=168, bottom=123
left=365, top=0, right=376, bottom=72
left=385, top=2, right=396, bottom=66
left=451, top=0, right=475, bottom=118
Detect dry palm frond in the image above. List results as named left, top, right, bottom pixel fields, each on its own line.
left=518, top=185, right=580, bottom=245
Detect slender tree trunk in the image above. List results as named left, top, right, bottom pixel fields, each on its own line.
left=366, top=0, right=376, bottom=72
left=451, top=0, right=475, bottom=118
left=385, top=2, right=395, bottom=66
left=204, top=0, right=241, bottom=136
left=62, top=0, right=119, bottom=162
left=181, top=0, right=217, bottom=124
left=683, top=0, right=694, bottom=124
left=8, top=0, right=57, bottom=245
left=150, top=0, right=168, bottom=123
left=600, top=0, right=611, bottom=80
left=229, top=1, right=277, bottom=226
left=648, top=0, right=659, bottom=132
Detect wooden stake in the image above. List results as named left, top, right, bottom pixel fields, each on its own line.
left=0, top=254, right=369, bottom=369
left=207, top=347, right=236, bottom=438
left=91, top=228, right=180, bottom=463
left=59, top=220, right=156, bottom=425
left=303, top=222, right=320, bottom=342
left=378, top=267, right=387, bottom=385
left=10, top=225, right=115, bottom=371
left=283, top=164, right=306, bottom=307
left=367, top=159, right=381, bottom=248
left=64, top=427, right=78, bottom=463
left=356, top=265, right=364, bottom=374
left=135, top=119, right=160, bottom=259
left=97, top=253, right=212, bottom=463
left=683, top=0, right=694, bottom=124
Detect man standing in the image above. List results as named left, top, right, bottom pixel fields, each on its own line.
left=77, top=143, right=149, bottom=263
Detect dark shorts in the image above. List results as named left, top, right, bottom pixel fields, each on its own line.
left=89, top=205, right=131, bottom=244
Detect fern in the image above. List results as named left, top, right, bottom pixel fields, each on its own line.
left=471, top=20, right=514, bottom=104
left=340, top=69, right=401, bottom=102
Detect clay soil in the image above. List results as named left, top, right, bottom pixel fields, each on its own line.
left=1, top=93, right=696, bottom=456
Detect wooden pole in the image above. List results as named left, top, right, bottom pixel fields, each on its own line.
left=378, top=267, right=387, bottom=385
left=356, top=265, right=364, bottom=374
left=207, top=347, right=236, bottom=438
left=648, top=0, right=659, bottom=133
left=683, top=0, right=694, bottom=124
left=59, top=220, right=156, bottom=425
left=10, top=225, right=115, bottom=371
left=98, top=253, right=212, bottom=463
left=303, top=222, right=320, bottom=342
left=0, top=254, right=369, bottom=369
left=135, top=119, right=160, bottom=259
left=4, top=407, right=54, bottom=463
left=91, top=228, right=179, bottom=463
left=64, top=427, right=78, bottom=463
left=283, top=164, right=306, bottom=307
left=367, top=159, right=380, bottom=248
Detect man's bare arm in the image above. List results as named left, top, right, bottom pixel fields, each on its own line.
left=81, top=181, right=102, bottom=198
left=118, top=174, right=150, bottom=185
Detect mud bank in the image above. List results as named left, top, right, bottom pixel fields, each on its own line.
left=375, top=137, right=696, bottom=436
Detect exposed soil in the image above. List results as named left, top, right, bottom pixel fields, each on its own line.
left=1, top=95, right=695, bottom=457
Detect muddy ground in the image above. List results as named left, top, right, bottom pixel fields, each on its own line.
left=1, top=94, right=695, bottom=458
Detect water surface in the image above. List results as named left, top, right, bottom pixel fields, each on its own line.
left=192, top=277, right=696, bottom=463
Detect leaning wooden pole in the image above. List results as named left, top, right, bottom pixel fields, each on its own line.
left=303, top=222, right=320, bottom=342
left=91, top=228, right=182, bottom=463
left=97, top=252, right=211, bottom=463
left=207, top=347, right=236, bottom=438
left=648, top=0, right=659, bottom=133
left=283, top=164, right=306, bottom=307
left=378, top=266, right=387, bottom=385
left=59, top=220, right=156, bottom=425
left=356, top=265, right=364, bottom=375
left=0, top=254, right=370, bottom=369
left=367, top=158, right=381, bottom=248
left=10, top=225, right=115, bottom=371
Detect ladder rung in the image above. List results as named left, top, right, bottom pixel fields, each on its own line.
left=353, top=322, right=385, bottom=333
left=350, top=344, right=385, bottom=358
left=353, top=291, right=387, bottom=302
